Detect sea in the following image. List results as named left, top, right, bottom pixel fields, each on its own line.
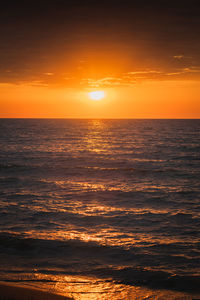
left=0, top=119, right=200, bottom=299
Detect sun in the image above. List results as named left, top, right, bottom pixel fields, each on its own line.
left=88, top=91, right=105, bottom=101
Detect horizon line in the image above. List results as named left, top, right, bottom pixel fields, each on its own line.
left=0, top=117, right=199, bottom=120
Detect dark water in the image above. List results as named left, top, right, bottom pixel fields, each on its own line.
left=0, top=119, right=200, bottom=299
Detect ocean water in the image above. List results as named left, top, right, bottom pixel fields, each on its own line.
left=0, top=119, right=200, bottom=299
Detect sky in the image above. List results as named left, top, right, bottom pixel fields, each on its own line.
left=0, top=0, right=200, bottom=118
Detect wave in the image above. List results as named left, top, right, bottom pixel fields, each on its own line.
left=0, top=233, right=200, bottom=294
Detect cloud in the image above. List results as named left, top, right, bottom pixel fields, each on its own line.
left=43, top=72, right=54, bottom=76
left=123, top=66, right=200, bottom=83
left=26, top=80, right=49, bottom=87
left=70, top=66, right=200, bottom=88
left=182, top=67, right=200, bottom=73
left=127, top=71, right=162, bottom=75
left=173, top=55, right=184, bottom=59
left=81, top=76, right=135, bottom=88
left=1, top=65, right=200, bottom=89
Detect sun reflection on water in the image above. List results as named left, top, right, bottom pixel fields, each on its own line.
left=12, top=273, right=192, bottom=300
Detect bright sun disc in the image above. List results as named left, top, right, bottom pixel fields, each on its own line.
left=88, top=91, right=105, bottom=101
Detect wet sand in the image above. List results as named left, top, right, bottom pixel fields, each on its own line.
left=0, top=283, right=72, bottom=300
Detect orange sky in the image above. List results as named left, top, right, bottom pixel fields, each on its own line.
left=0, top=0, right=200, bottom=118
left=1, top=79, right=200, bottom=119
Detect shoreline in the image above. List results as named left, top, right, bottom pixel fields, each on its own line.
left=0, top=282, right=72, bottom=300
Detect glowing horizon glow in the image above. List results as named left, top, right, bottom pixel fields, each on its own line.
left=88, top=91, right=105, bottom=101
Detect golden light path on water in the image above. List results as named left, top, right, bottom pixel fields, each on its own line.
left=10, top=274, right=192, bottom=300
